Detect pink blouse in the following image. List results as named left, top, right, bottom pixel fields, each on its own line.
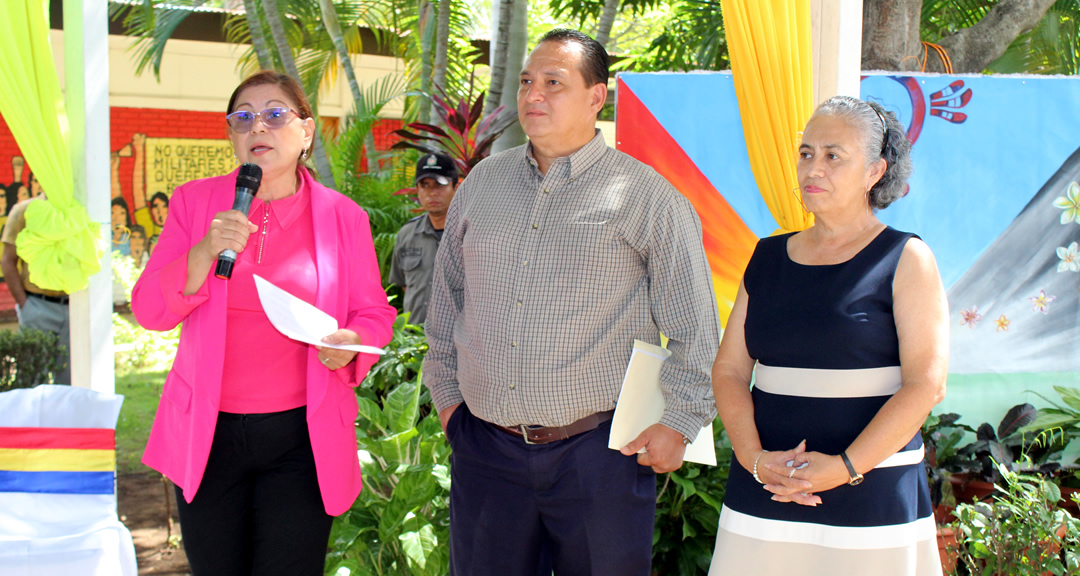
left=219, top=179, right=318, bottom=414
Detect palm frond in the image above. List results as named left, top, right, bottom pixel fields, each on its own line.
left=110, top=0, right=212, bottom=79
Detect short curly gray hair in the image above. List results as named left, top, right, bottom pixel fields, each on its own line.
left=810, top=96, right=912, bottom=210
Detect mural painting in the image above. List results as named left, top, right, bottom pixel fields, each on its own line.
left=108, top=133, right=233, bottom=266
left=616, top=72, right=1080, bottom=422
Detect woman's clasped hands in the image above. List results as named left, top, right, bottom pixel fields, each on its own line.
left=759, top=440, right=854, bottom=507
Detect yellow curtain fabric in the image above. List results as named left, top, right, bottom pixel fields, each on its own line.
left=0, top=0, right=101, bottom=293
left=720, top=0, right=815, bottom=233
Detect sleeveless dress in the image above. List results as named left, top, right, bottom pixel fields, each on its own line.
left=708, top=227, right=942, bottom=576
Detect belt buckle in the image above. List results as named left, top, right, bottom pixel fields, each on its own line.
left=520, top=425, right=536, bottom=444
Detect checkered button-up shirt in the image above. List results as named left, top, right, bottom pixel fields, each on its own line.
left=423, top=132, right=720, bottom=440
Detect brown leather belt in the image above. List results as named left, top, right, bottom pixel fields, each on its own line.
left=495, top=410, right=615, bottom=445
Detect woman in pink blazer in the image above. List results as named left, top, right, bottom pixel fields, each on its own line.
left=132, top=71, right=396, bottom=576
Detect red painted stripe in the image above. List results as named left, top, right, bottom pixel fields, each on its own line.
left=616, top=79, right=759, bottom=292
left=0, top=428, right=115, bottom=450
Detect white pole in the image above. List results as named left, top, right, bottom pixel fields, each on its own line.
left=810, top=0, right=863, bottom=105
left=64, top=0, right=115, bottom=393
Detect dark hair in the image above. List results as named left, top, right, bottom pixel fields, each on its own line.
left=3, top=184, right=18, bottom=215
left=537, top=29, right=609, bottom=87
left=227, top=70, right=314, bottom=120
left=810, top=96, right=913, bottom=210
left=111, top=197, right=132, bottom=226
left=129, top=224, right=147, bottom=240
left=150, top=191, right=170, bottom=207
left=226, top=70, right=316, bottom=167
left=27, top=171, right=42, bottom=196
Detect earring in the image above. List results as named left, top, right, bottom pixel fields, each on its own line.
left=791, top=187, right=810, bottom=214
left=301, top=148, right=309, bottom=160
left=233, top=153, right=239, bottom=166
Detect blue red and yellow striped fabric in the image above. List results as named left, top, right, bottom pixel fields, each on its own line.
left=0, top=427, right=116, bottom=494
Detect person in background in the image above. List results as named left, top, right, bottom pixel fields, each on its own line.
left=709, top=96, right=948, bottom=576
left=131, top=70, right=396, bottom=576
left=388, top=152, right=459, bottom=324
left=423, top=29, right=720, bottom=575
left=1, top=194, right=70, bottom=384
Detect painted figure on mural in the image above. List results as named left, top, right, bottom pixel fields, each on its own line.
left=27, top=172, right=42, bottom=198
left=149, top=191, right=169, bottom=230
left=111, top=197, right=132, bottom=256
left=128, top=225, right=149, bottom=268
left=147, top=234, right=159, bottom=257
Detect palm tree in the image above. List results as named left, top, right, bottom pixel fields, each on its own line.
left=484, top=0, right=516, bottom=117
left=596, top=0, right=621, bottom=47
left=242, top=0, right=274, bottom=69
left=260, top=0, right=337, bottom=188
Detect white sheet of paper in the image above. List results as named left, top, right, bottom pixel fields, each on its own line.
left=608, top=340, right=716, bottom=466
left=253, top=274, right=385, bottom=355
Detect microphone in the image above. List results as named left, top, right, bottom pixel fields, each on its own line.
left=214, top=162, right=262, bottom=279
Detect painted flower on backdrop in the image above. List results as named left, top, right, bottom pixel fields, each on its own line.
left=995, top=314, right=1010, bottom=332
left=1029, top=289, right=1056, bottom=314
left=1058, top=242, right=1080, bottom=272
left=960, top=306, right=982, bottom=329
left=1054, top=182, right=1080, bottom=225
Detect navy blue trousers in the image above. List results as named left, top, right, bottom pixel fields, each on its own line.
left=174, top=407, right=333, bottom=576
left=447, top=404, right=657, bottom=576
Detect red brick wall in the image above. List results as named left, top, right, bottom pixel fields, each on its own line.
left=0, top=108, right=402, bottom=315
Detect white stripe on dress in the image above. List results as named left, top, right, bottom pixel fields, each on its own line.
left=753, top=364, right=902, bottom=398
left=718, top=506, right=936, bottom=550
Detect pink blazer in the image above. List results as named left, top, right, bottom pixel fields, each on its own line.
left=132, top=167, right=396, bottom=516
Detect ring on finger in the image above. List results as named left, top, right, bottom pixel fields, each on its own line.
left=788, top=468, right=797, bottom=478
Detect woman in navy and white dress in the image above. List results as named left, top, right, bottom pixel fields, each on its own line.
left=709, top=96, right=948, bottom=576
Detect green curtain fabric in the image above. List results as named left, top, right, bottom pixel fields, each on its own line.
left=0, top=0, right=102, bottom=293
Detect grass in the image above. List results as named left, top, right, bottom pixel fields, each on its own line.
left=115, top=370, right=167, bottom=475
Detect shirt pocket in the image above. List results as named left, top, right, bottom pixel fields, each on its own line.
left=401, top=254, right=423, bottom=272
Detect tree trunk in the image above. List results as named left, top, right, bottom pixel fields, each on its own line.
left=491, top=0, right=527, bottom=153
left=936, top=0, right=1058, bottom=73
left=484, top=0, right=514, bottom=117
left=242, top=0, right=274, bottom=69
left=861, top=0, right=922, bottom=71
left=595, top=0, right=620, bottom=48
left=419, top=1, right=435, bottom=124
left=862, top=0, right=1058, bottom=73
left=432, top=0, right=451, bottom=121
left=261, top=0, right=337, bottom=189
left=317, top=0, right=375, bottom=172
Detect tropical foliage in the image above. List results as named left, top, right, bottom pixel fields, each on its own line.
left=324, top=315, right=452, bottom=576
left=391, top=89, right=517, bottom=177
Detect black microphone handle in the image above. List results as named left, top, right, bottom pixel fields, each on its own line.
left=214, top=186, right=258, bottom=279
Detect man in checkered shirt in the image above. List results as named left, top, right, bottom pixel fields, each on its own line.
left=423, top=28, right=721, bottom=575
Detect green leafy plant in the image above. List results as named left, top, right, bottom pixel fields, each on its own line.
left=112, top=254, right=180, bottom=375
left=652, top=421, right=733, bottom=575
left=950, top=462, right=1080, bottom=576
left=923, top=412, right=976, bottom=508
left=325, top=314, right=450, bottom=576
left=0, top=328, right=65, bottom=390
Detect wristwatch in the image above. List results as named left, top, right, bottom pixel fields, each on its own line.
left=840, top=451, right=864, bottom=486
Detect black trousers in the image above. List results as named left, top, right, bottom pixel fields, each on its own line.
left=175, top=407, right=333, bottom=576
left=446, top=404, right=657, bottom=576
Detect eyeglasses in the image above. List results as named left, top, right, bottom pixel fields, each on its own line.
left=225, top=107, right=299, bottom=133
